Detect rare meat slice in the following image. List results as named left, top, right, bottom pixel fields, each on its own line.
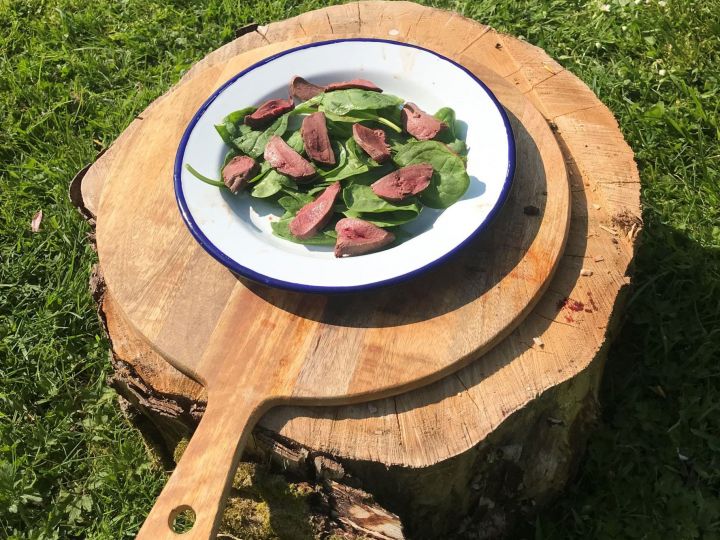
left=352, top=124, right=391, bottom=163
left=289, top=76, right=325, bottom=101
left=334, top=218, right=395, bottom=257
left=264, top=135, right=316, bottom=182
left=301, top=112, right=335, bottom=166
left=244, top=98, right=294, bottom=128
left=325, top=78, right=382, bottom=92
left=221, top=156, right=258, bottom=193
left=401, top=102, right=446, bottom=140
left=289, top=182, right=341, bottom=239
left=371, top=163, right=433, bottom=202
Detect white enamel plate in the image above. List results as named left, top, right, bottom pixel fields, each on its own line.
left=175, top=39, right=515, bottom=293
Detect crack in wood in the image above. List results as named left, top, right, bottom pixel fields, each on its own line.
left=456, top=27, right=490, bottom=55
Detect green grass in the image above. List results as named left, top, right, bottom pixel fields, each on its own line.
left=0, top=0, right=718, bottom=538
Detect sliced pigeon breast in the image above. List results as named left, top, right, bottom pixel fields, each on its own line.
left=221, top=155, right=258, bottom=193
left=289, top=76, right=325, bottom=101
left=334, top=218, right=395, bottom=257
left=301, top=112, right=335, bottom=166
left=401, top=102, right=446, bottom=140
left=289, top=182, right=341, bottom=240
left=264, top=135, right=316, bottom=182
left=324, top=78, right=382, bottom=92
left=352, top=124, right=391, bottom=163
left=371, top=163, right=433, bottom=202
left=244, top=98, right=294, bottom=128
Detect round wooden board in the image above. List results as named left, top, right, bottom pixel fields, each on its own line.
left=95, top=45, right=568, bottom=405
left=78, top=1, right=642, bottom=476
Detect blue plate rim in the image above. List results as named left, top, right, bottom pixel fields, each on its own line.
left=174, top=37, right=516, bottom=294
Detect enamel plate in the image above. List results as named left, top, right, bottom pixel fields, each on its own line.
left=175, top=38, right=515, bottom=293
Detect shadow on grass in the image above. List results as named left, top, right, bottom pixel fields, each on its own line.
left=526, top=216, right=720, bottom=538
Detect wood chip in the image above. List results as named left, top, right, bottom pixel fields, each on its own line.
left=532, top=337, right=544, bottom=348
left=599, top=225, right=618, bottom=236
left=592, top=203, right=602, bottom=210
left=593, top=255, right=605, bottom=262
left=580, top=268, right=593, bottom=276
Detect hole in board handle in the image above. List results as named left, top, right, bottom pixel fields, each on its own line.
left=169, top=505, right=196, bottom=534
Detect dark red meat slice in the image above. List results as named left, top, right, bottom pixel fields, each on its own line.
left=301, top=112, right=335, bottom=166
left=352, top=124, right=391, bottom=163
left=264, top=135, right=316, bottom=182
left=325, top=78, right=382, bottom=92
left=289, top=76, right=325, bottom=101
left=244, top=98, right=294, bottom=128
left=289, top=182, right=341, bottom=240
left=221, top=155, right=258, bottom=193
left=401, top=102, right=446, bottom=140
left=334, top=218, right=395, bottom=257
left=371, top=163, right=433, bottom=202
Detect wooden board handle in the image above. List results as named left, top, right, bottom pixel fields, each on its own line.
left=136, top=393, right=266, bottom=539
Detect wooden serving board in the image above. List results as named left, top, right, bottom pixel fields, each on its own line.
left=95, top=36, right=569, bottom=539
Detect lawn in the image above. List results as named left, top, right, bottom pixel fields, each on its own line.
left=0, top=0, right=718, bottom=538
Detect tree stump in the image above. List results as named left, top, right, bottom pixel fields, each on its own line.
left=71, top=2, right=641, bottom=538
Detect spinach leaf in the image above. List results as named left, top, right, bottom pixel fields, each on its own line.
left=347, top=137, right=383, bottom=168
left=292, top=94, right=323, bottom=115
left=446, top=139, right=468, bottom=156
left=317, top=142, right=347, bottom=179
left=341, top=165, right=394, bottom=186
left=214, top=107, right=256, bottom=147
left=284, top=129, right=305, bottom=154
left=278, top=192, right=314, bottom=215
left=318, top=89, right=403, bottom=116
left=344, top=209, right=420, bottom=227
left=434, top=107, right=456, bottom=137
left=343, top=184, right=421, bottom=215
left=271, top=219, right=337, bottom=245
left=324, top=110, right=401, bottom=133
left=434, top=107, right=468, bottom=156
left=251, top=170, right=294, bottom=198
left=308, top=183, right=332, bottom=195
left=233, top=113, right=289, bottom=158
left=319, top=139, right=378, bottom=183
left=393, top=140, right=470, bottom=208
left=326, top=117, right=354, bottom=140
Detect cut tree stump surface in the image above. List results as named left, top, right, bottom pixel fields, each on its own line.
left=73, top=2, right=640, bottom=537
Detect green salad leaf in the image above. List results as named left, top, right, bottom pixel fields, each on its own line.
left=284, top=130, right=305, bottom=153
left=323, top=110, right=401, bottom=133
left=393, top=140, right=470, bottom=208
left=278, top=192, right=314, bottom=215
left=342, top=184, right=421, bottom=227
left=318, top=89, right=403, bottom=116
left=233, top=113, right=289, bottom=158
left=251, top=170, right=294, bottom=198
left=214, top=107, right=256, bottom=146
left=434, top=107, right=468, bottom=156
left=343, top=184, right=421, bottom=214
